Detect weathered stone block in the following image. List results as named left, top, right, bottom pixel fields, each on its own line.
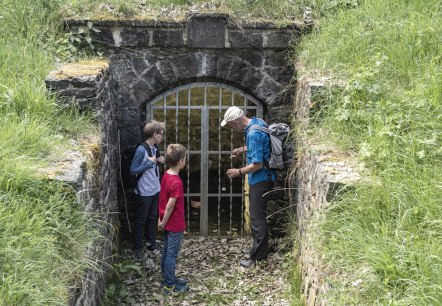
left=216, top=55, right=234, bottom=80
left=227, top=59, right=249, bottom=84
left=173, top=54, right=200, bottom=80
left=121, top=27, right=150, bottom=47
left=158, top=60, right=178, bottom=83
left=203, top=53, right=218, bottom=76
left=132, top=58, right=149, bottom=76
left=241, top=68, right=263, bottom=92
left=228, top=31, right=263, bottom=48
left=71, top=75, right=99, bottom=88
left=239, top=51, right=263, bottom=68
left=142, top=67, right=167, bottom=92
left=188, top=14, right=226, bottom=48
left=256, top=76, right=280, bottom=102
left=45, top=78, right=71, bottom=90
left=91, top=27, right=114, bottom=46
left=264, top=51, right=288, bottom=67
left=152, top=28, right=185, bottom=47
left=58, top=88, right=97, bottom=99
left=132, top=80, right=152, bottom=103
left=265, top=31, right=295, bottom=49
left=266, top=67, right=294, bottom=85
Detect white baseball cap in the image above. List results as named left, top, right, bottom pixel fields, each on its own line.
left=220, top=106, right=244, bottom=126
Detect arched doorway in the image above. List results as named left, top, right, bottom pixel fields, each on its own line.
left=146, top=82, right=264, bottom=236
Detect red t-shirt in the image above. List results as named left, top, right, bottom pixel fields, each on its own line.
left=159, top=171, right=186, bottom=232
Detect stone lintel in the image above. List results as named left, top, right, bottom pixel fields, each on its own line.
left=188, top=13, right=226, bottom=49
left=65, top=16, right=302, bottom=50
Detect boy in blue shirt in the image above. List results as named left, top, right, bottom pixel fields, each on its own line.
left=130, top=120, right=165, bottom=260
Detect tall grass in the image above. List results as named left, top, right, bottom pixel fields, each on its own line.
left=0, top=0, right=97, bottom=304
left=296, top=0, right=442, bottom=303
left=63, top=0, right=321, bottom=21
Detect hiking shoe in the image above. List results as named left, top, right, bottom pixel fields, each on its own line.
left=241, top=247, right=253, bottom=255
left=134, top=248, right=144, bottom=260
left=240, top=259, right=256, bottom=268
left=163, top=283, right=189, bottom=295
left=147, top=244, right=161, bottom=255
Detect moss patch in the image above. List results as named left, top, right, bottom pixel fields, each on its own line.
left=48, top=60, right=109, bottom=80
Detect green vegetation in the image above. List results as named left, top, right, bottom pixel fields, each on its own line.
left=0, top=0, right=97, bottom=304
left=297, top=0, right=442, bottom=304
left=2, top=0, right=440, bottom=304
left=62, top=0, right=330, bottom=22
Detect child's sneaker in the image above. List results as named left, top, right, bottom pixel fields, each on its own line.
left=160, top=278, right=187, bottom=287
left=163, top=283, right=189, bottom=295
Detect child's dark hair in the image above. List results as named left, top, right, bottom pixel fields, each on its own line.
left=166, top=144, right=187, bottom=167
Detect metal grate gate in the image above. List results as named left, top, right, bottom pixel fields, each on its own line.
left=147, top=82, right=264, bottom=236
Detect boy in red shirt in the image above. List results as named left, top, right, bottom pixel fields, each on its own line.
left=158, top=144, right=189, bottom=294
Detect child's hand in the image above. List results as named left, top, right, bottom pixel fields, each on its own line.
left=147, top=155, right=157, bottom=163
left=158, top=219, right=165, bottom=230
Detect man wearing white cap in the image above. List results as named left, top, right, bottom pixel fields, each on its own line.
left=221, top=106, right=275, bottom=268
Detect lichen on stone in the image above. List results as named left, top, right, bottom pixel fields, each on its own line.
left=48, top=60, right=109, bottom=80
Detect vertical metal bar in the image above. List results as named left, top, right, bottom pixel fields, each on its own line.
left=241, top=95, right=247, bottom=236
left=187, top=88, right=191, bottom=234
left=218, top=86, right=222, bottom=236
left=229, top=90, right=234, bottom=236
left=175, top=90, right=179, bottom=143
left=163, top=95, right=167, bottom=162
left=200, top=85, right=209, bottom=236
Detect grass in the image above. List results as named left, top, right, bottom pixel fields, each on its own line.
left=295, top=0, right=442, bottom=304
left=62, top=0, right=338, bottom=22
left=2, top=0, right=440, bottom=304
left=0, top=0, right=99, bottom=304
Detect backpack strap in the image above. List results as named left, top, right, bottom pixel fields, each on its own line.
left=248, top=125, right=269, bottom=134
left=245, top=124, right=272, bottom=175
left=138, top=142, right=159, bottom=177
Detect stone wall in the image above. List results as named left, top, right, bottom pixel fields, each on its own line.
left=293, top=77, right=362, bottom=305
left=63, top=13, right=306, bottom=238
left=45, top=61, right=120, bottom=305
left=65, top=13, right=304, bottom=152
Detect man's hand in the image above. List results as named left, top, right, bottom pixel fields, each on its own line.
left=157, top=156, right=165, bottom=164
left=230, top=146, right=247, bottom=159
left=226, top=168, right=241, bottom=178
left=230, top=148, right=241, bottom=159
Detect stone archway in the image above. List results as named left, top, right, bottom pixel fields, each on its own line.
left=65, top=13, right=301, bottom=150
left=62, top=13, right=303, bottom=237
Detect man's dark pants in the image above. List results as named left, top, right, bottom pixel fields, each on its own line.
left=133, top=192, right=159, bottom=250
left=249, top=181, right=272, bottom=261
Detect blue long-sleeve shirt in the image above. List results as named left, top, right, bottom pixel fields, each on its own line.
left=244, top=117, right=275, bottom=185
left=130, top=145, right=160, bottom=196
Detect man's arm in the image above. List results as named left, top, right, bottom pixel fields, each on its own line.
left=158, top=197, right=177, bottom=229
left=226, top=162, right=262, bottom=178
left=130, top=147, right=156, bottom=175
left=231, top=145, right=248, bottom=158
